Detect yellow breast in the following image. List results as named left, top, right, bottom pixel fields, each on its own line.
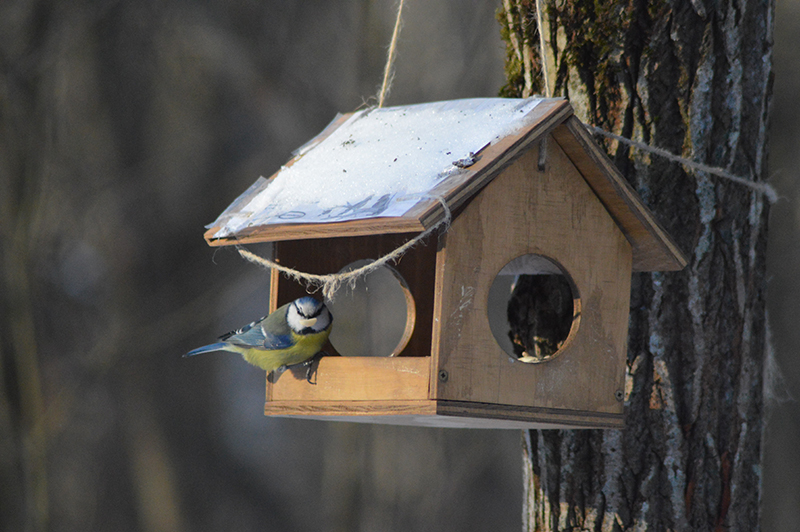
left=235, top=329, right=330, bottom=373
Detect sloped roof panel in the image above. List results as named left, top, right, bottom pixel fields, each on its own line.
left=203, top=98, right=686, bottom=271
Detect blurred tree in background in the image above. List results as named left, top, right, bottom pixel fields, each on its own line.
left=1, top=1, right=798, bottom=531
left=0, top=2, right=517, bottom=531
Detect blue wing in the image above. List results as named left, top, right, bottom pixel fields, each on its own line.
left=218, top=310, right=294, bottom=350
left=259, top=331, right=294, bottom=350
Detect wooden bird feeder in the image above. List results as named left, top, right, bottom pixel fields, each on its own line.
left=203, top=98, right=686, bottom=429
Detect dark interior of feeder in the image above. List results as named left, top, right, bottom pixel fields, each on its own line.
left=487, top=254, right=580, bottom=363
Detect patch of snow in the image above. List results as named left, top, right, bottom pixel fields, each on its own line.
left=211, top=98, right=542, bottom=235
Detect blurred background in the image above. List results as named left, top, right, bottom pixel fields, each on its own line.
left=1, top=1, right=797, bottom=531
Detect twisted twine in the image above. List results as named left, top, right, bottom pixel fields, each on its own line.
left=587, top=125, right=778, bottom=203
left=377, top=0, right=405, bottom=108
left=238, top=196, right=451, bottom=301
left=528, top=0, right=775, bottom=203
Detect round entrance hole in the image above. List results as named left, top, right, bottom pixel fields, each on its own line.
left=487, top=254, right=580, bottom=363
left=325, top=260, right=415, bottom=357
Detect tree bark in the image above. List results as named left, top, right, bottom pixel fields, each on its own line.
left=499, top=0, right=773, bottom=530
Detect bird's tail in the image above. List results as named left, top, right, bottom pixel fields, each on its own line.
left=184, top=342, right=230, bottom=357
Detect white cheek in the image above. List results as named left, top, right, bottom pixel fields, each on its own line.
left=287, top=309, right=302, bottom=330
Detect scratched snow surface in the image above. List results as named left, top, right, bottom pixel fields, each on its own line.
left=210, top=98, right=542, bottom=236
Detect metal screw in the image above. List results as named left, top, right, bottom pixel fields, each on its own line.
left=615, top=389, right=624, bottom=402
left=438, top=369, right=449, bottom=382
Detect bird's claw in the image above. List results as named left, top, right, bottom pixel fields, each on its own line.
left=282, top=351, right=326, bottom=385
left=301, top=351, right=326, bottom=385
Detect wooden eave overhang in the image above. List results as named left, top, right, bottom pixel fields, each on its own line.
left=205, top=99, right=687, bottom=272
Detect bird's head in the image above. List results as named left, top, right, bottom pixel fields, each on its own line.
left=287, top=297, right=332, bottom=335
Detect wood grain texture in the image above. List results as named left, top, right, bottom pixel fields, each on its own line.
left=431, top=136, right=632, bottom=414
left=264, top=400, right=438, bottom=417
left=551, top=117, right=688, bottom=272
left=268, top=356, right=430, bottom=402
left=207, top=216, right=426, bottom=245
left=264, top=399, right=622, bottom=429
left=434, top=400, right=622, bottom=428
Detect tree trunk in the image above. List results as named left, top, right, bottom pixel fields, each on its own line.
left=499, top=0, right=773, bottom=530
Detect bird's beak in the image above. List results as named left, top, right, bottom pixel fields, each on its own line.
left=299, top=317, right=317, bottom=328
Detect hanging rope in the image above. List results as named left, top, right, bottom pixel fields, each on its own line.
left=238, top=196, right=451, bottom=301
left=587, top=125, right=778, bottom=203
left=377, top=0, right=406, bottom=108
left=534, top=0, right=551, bottom=98
left=527, top=0, right=776, bottom=203
left=238, top=1, right=449, bottom=302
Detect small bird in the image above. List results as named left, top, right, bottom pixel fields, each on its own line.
left=185, top=297, right=332, bottom=381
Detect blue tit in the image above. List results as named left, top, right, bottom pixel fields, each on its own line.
left=185, top=296, right=332, bottom=378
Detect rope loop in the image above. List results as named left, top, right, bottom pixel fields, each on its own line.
left=238, top=196, right=451, bottom=301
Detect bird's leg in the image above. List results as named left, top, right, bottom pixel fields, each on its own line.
left=282, top=351, right=326, bottom=385
left=303, top=351, right=327, bottom=384
left=269, top=365, right=289, bottom=383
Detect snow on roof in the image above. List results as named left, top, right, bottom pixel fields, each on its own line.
left=209, top=98, right=543, bottom=238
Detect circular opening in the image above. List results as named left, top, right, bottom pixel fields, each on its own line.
left=487, top=254, right=580, bottom=364
left=325, top=260, right=415, bottom=357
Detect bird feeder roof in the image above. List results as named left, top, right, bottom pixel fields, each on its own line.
left=204, top=98, right=686, bottom=272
